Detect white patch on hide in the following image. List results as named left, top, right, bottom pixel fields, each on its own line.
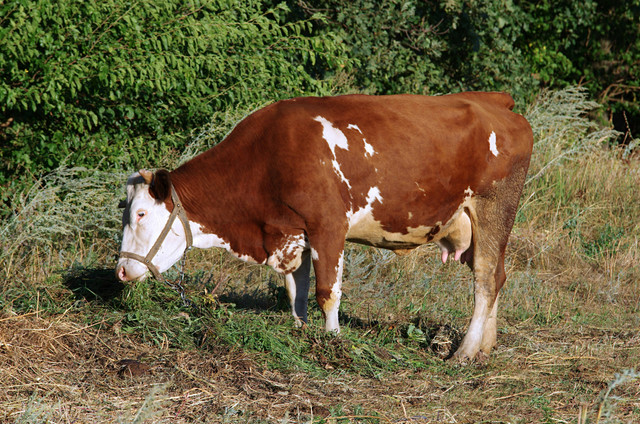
left=331, top=159, right=352, bottom=189
left=346, top=187, right=383, bottom=237
left=314, top=116, right=352, bottom=189
left=347, top=123, right=376, bottom=157
left=192, top=225, right=265, bottom=264
left=311, top=248, right=320, bottom=261
left=266, top=233, right=306, bottom=273
left=363, top=141, right=376, bottom=157
left=488, top=131, right=499, bottom=157
left=314, top=116, right=349, bottom=155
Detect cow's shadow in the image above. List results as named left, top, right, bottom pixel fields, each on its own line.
left=218, top=290, right=278, bottom=312
left=62, top=267, right=125, bottom=303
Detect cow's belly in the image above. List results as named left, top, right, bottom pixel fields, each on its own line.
left=346, top=219, right=433, bottom=249
left=345, top=206, right=468, bottom=250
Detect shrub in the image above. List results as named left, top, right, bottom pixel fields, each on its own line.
left=0, top=0, right=349, bottom=199
left=292, top=0, right=537, bottom=102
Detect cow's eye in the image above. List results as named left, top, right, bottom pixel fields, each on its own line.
left=136, top=210, right=147, bottom=221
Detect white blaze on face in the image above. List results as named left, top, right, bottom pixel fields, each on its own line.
left=314, top=116, right=352, bottom=189
left=488, top=131, right=499, bottom=157
left=117, top=173, right=189, bottom=281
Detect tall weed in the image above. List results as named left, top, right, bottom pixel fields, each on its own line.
left=514, top=86, right=639, bottom=311
left=525, top=86, right=620, bottom=183
left=0, top=166, right=126, bottom=285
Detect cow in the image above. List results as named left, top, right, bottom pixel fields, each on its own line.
left=116, top=93, right=533, bottom=362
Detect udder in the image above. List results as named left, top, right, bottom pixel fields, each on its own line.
left=436, top=211, right=471, bottom=263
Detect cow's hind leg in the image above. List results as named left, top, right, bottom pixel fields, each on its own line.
left=453, top=167, right=527, bottom=363
left=284, top=249, right=312, bottom=326
left=453, top=229, right=502, bottom=363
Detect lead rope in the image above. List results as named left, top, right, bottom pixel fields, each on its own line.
left=150, top=187, right=197, bottom=310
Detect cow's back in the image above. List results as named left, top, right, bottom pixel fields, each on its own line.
left=254, top=93, right=532, bottom=238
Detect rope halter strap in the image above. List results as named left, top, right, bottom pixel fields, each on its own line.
left=119, top=184, right=193, bottom=281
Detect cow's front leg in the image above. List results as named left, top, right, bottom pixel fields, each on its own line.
left=316, top=250, right=344, bottom=332
left=284, top=249, right=312, bottom=326
left=306, top=236, right=345, bottom=332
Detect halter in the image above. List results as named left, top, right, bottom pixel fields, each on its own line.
left=119, top=184, right=193, bottom=281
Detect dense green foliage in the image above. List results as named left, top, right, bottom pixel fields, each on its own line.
left=1, top=0, right=639, bottom=214
left=515, top=0, right=640, bottom=135
left=292, top=0, right=536, bottom=99
left=0, top=0, right=346, bottom=192
left=295, top=0, right=639, bottom=119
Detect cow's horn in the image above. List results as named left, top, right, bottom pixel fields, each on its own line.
left=139, top=169, right=153, bottom=185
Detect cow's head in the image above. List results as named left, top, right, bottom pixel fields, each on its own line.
left=116, top=169, right=191, bottom=282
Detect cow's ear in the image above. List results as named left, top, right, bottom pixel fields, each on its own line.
left=149, top=169, right=171, bottom=202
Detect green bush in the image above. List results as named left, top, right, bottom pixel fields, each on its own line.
left=294, top=0, right=639, bottom=135
left=0, top=0, right=349, bottom=193
left=291, top=0, right=537, bottom=101
left=2, top=0, right=638, bottom=218
left=516, top=0, right=640, bottom=134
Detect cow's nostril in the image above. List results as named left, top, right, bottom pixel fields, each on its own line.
left=117, top=266, right=128, bottom=281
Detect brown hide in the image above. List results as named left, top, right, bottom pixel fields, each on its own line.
left=170, top=93, right=530, bottom=256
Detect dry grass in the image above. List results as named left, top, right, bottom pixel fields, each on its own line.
left=1, top=306, right=638, bottom=423
left=1, top=88, right=639, bottom=423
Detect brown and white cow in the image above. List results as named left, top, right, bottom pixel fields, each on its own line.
left=116, top=93, right=533, bottom=362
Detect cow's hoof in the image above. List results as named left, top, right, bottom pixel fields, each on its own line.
left=450, top=349, right=490, bottom=365
left=450, top=352, right=472, bottom=365
left=293, top=317, right=310, bottom=330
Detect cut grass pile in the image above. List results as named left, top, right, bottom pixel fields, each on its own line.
left=1, top=87, right=639, bottom=423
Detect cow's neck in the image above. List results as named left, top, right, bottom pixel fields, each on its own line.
left=167, top=151, right=267, bottom=262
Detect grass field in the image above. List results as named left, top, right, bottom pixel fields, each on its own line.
left=1, top=88, right=639, bottom=423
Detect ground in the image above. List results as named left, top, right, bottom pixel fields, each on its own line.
left=1, top=239, right=639, bottom=423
